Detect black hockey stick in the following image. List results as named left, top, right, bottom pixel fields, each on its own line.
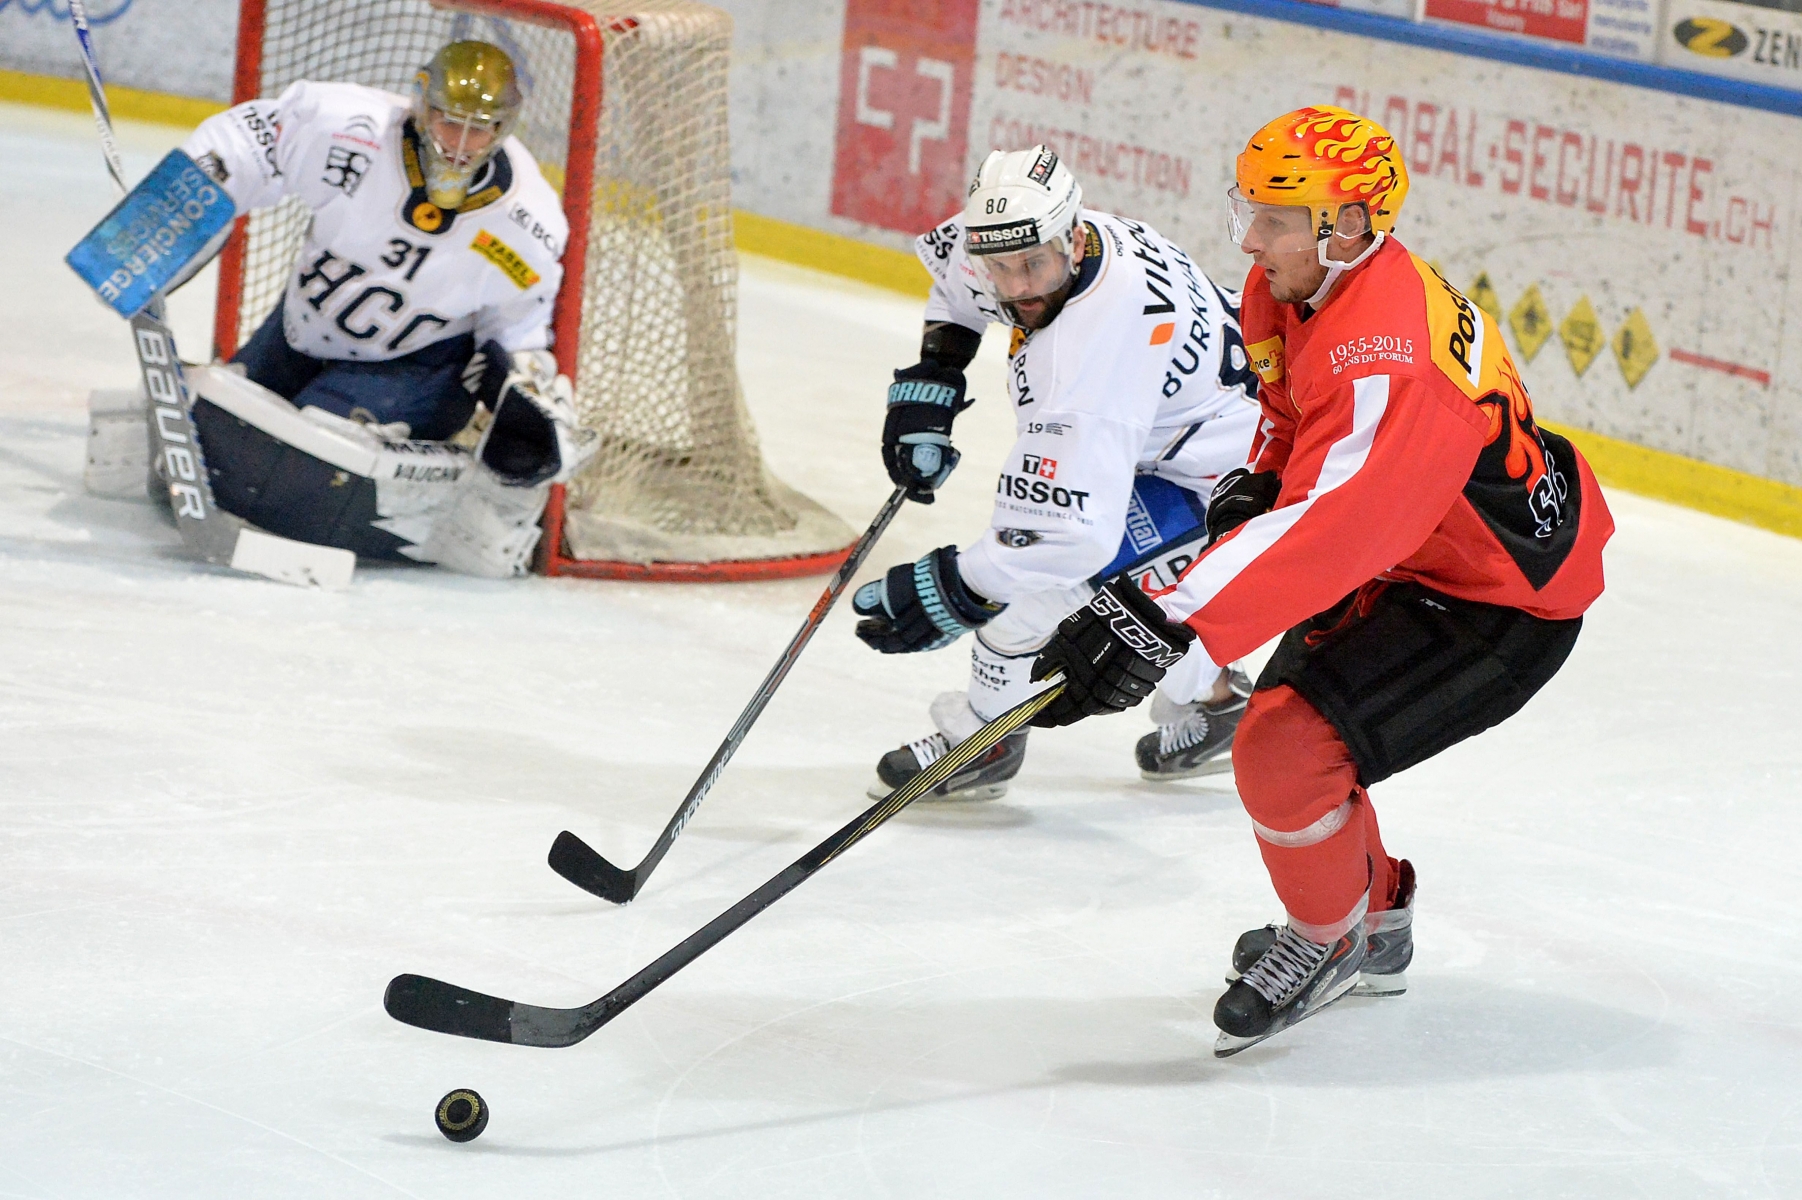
left=547, top=486, right=909, bottom=904
left=386, top=677, right=1062, bottom=1046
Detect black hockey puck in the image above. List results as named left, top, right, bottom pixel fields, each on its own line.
left=434, top=1088, right=488, bottom=1143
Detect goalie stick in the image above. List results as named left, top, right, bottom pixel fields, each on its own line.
left=385, top=676, right=1064, bottom=1047
left=547, top=486, right=909, bottom=903
left=66, top=1, right=354, bottom=589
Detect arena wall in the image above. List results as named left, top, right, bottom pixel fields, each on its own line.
left=6, top=0, right=1802, bottom=532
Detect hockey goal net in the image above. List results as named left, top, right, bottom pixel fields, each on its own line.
left=215, top=0, right=855, bottom=580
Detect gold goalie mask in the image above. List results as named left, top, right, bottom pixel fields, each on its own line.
left=413, top=40, right=523, bottom=209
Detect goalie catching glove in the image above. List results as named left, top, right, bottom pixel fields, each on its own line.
left=473, top=347, right=598, bottom=486
left=1029, top=576, right=1196, bottom=727
left=853, top=545, right=1003, bottom=653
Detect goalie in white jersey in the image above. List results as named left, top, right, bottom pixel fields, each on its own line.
left=851, top=147, right=1264, bottom=799
left=163, top=40, right=590, bottom=575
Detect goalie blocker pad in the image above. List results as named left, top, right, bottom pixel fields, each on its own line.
left=65, top=150, right=236, bottom=318
left=187, top=365, right=468, bottom=562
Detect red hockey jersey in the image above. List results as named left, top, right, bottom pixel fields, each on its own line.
left=1150, top=236, right=1613, bottom=664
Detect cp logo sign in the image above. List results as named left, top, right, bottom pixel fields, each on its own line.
left=831, top=0, right=977, bottom=236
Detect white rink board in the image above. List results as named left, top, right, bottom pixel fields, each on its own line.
left=728, top=0, right=1802, bottom=490
left=8, top=0, right=1802, bottom=487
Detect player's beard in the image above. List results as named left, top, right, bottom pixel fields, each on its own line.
left=1002, top=279, right=1076, bottom=331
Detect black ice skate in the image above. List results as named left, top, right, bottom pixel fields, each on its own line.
left=1227, top=860, right=1416, bottom=997
left=1213, top=920, right=1366, bottom=1057
left=1134, top=668, right=1254, bottom=780
left=870, top=728, right=1028, bottom=801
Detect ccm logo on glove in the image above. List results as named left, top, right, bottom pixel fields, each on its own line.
left=1089, top=587, right=1189, bottom=669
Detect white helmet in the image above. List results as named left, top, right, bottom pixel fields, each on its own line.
left=963, top=147, right=1085, bottom=328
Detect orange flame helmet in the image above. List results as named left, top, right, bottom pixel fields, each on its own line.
left=1235, top=106, right=1409, bottom=239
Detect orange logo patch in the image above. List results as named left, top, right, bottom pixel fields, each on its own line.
left=1247, top=335, right=1285, bottom=384
left=1149, top=322, right=1175, bottom=345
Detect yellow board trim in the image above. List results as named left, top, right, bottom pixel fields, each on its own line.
left=8, top=69, right=1800, bottom=541
left=733, top=209, right=929, bottom=298
left=0, top=67, right=226, bottom=128
left=1545, top=422, right=1802, bottom=540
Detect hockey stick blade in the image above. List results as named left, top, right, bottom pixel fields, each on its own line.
left=547, top=829, right=639, bottom=903
left=384, top=973, right=594, bottom=1048
left=388, top=679, right=1062, bottom=1047
left=548, top=488, right=908, bottom=905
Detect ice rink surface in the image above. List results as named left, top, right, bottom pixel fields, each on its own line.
left=4, top=101, right=1801, bottom=1198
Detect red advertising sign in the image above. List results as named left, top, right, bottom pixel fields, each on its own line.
left=1424, top=0, right=1590, bottom=44
left=830, top=0, right=979, bottom=236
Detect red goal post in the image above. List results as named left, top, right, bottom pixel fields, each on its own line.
left=213, top=0, right=857, bottom=581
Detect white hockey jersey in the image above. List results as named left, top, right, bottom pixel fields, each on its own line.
left=918, top=210, right=1261, bottom=603
left=183, top=81, right=566, bottom=362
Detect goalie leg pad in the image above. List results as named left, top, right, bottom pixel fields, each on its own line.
left=192, top=399, right=413, bottom=560
left=83, top=387, right=154, bottom=501
left=188, top=365, right=472, bottom=562
left=410, top=462, right=549, bottom=578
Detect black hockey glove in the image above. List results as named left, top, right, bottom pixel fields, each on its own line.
left=1029, top=576, right=1196, bottom=727
left=1205, top=467, right=1282, bottom=546
left=883, top=362, right=974, bottom=504
left=853, top=545, right=1003, bottom=653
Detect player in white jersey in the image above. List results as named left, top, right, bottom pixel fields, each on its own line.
left=851, top=147, right=1263, bottom=799
left=156, top=41, right=589, bottom=575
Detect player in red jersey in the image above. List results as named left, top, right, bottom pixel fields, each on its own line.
left=1025, top=106, right=1614, bottom=1055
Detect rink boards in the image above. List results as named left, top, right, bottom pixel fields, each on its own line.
left=4, top=0, right=1800, bottom=494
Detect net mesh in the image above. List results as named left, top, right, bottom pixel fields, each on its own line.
left=231, top=0, right=852, bottom=567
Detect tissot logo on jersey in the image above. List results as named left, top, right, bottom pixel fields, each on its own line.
left=234, top=106, right=282, bottom=181
left=996, top=471, right=1090, bottom=511
left=1021, top=454, right=1057, bottom=479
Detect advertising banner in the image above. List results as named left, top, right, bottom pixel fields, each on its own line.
left=1424, top=0, right=1592, bottom=46
left=830, top=0, right=981, bottom=235
left=1659, top=0, right=1802, bottom=85
left=950, top=0, right=1802, bottom=489
left=1421, top=0, right=1661, bottom=59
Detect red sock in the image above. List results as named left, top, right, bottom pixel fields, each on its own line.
left=1232, top=686, right=1379, bottom=935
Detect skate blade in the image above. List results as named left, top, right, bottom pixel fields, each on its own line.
left=1212, top=975, right=1359, bottom=1059
left=866, top=778, right=1009, bottom=803
left=1139, top=756, right=1234, bottom=783
left=1232, top=967, right=1405, bottom=992
left=1351, top=969, right=1407, bottom=997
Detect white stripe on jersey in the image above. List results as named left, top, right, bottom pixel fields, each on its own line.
left=1151, top=374, right=1391, bottom=621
